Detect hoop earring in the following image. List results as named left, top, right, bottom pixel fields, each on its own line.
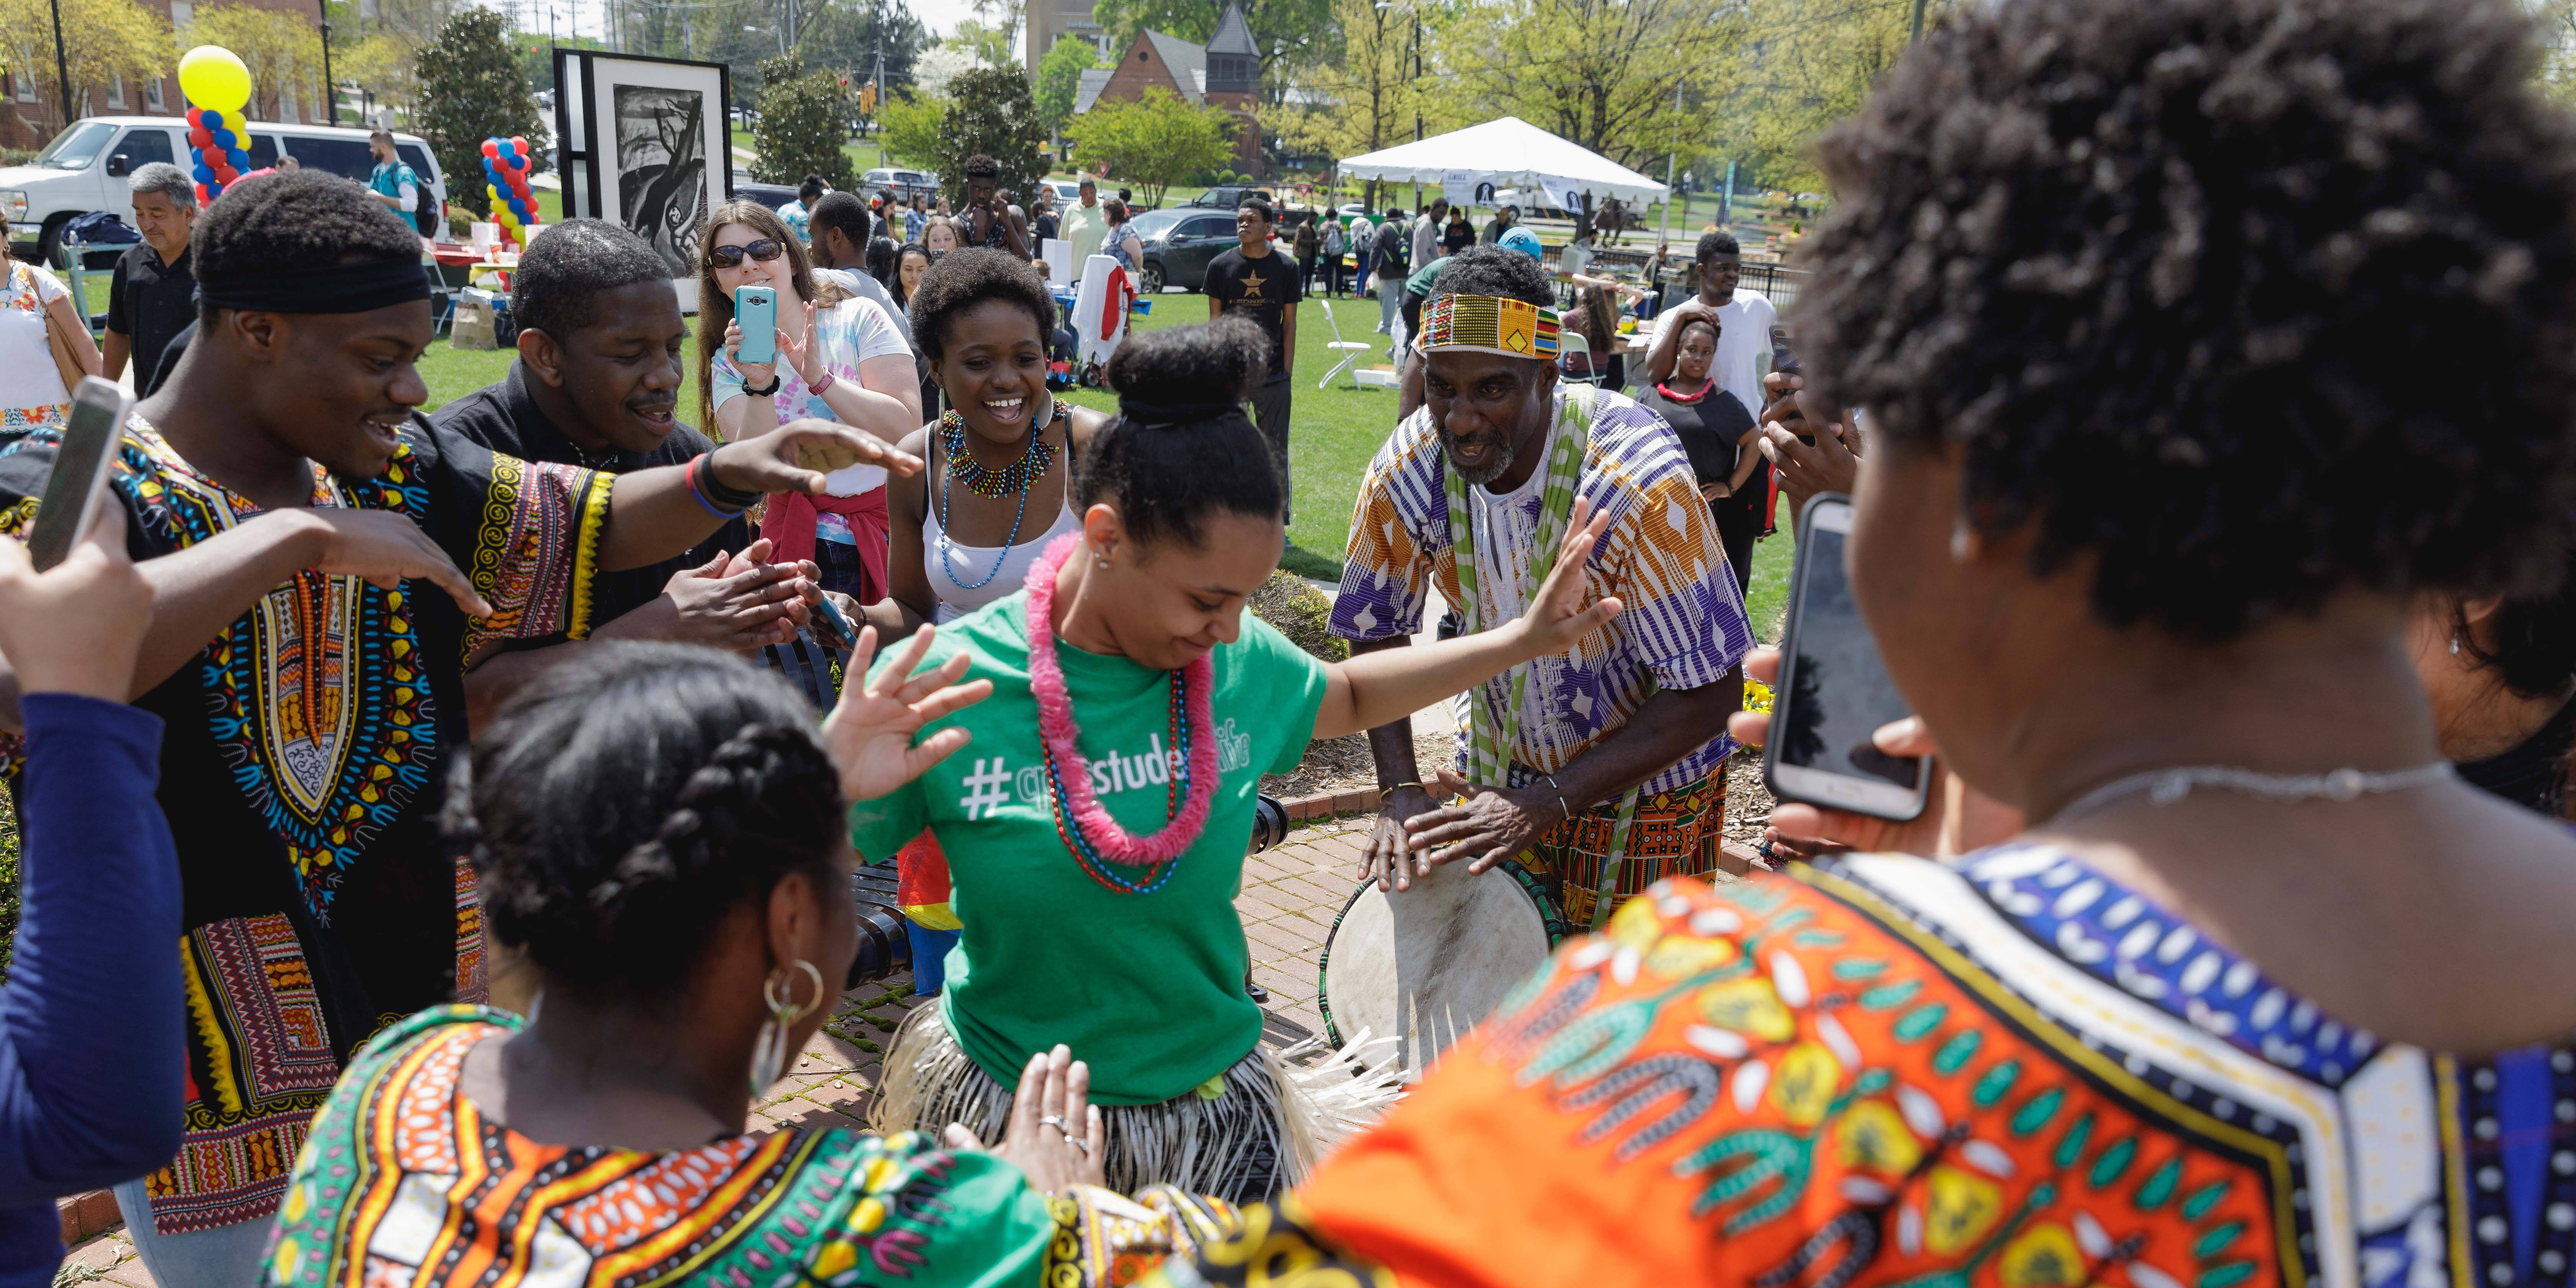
left=748, top=959, right=827, bottom=1096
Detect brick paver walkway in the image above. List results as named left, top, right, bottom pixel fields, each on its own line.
left=61, top=823, right=1376, bottom=1285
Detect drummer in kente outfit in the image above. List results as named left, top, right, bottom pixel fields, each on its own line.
left=1334, top=245, right=1756, bottom=925
left=0, top=172, right=912, bottom=1288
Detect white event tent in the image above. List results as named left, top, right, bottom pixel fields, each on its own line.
left=1336, top=117, right=1671, bottom=211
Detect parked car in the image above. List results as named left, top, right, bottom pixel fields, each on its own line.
left=862, top=166, right=940, bottom=205
left=1132, top=208, right=1243, bottom=295
left=1178, top=184, right=1271, bottom=212
left=734, top=181, right=801, bottom=212
left=4, top=116, right=447, bottom=261
left=1039, top=178, right=1082, bottom=208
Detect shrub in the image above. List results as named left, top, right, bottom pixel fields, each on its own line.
left=1249, top=569, right=1349, bottom=663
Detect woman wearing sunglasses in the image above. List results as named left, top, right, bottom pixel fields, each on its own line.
left=697, top=200, right=922, bottom=606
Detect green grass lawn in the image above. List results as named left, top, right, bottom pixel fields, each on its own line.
left=411, top=287, right=1792, bottom=637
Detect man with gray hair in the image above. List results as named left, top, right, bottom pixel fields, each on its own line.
left=102, top=161, right=196, bottom=395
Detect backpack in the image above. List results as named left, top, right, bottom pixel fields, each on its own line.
left=1323, top=223, right=1345, bottom=255
left=1376, top=222, right=1410, bottom=274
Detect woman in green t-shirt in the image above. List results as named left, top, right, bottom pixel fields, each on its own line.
left=856, top=315, right=1623, bottom=1202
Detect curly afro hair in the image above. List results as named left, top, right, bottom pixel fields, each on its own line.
left=511, top=219, right=671, bottom=342
left=1797, top=0, right=2576, bottom=641
left=908, top=246, right=1056, bottom=362
left=190, top=169, right=420, bottom=325
left=1430, top=244, right=1552, bottom=307
left=1074, top=315, right=1283, bottom=547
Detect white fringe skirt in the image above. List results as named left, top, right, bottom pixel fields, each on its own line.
left=871, top=1003, right=1400, bottom=1203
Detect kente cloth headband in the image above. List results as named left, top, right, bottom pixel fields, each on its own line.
left=196, top=258, right=431, bottom=315
left=1416, top=293, right=1561, bottom=361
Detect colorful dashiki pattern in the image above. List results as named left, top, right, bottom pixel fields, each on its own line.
left=264, top=1007, right=1239, bottom=1288
left=0, top=414, right=611, bottom=1236
left=1330, top=387, right=1755, bottom=798
left=1143, top=846, right=2576, bottom=1288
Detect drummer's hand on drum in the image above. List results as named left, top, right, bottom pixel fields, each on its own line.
left=944, top=1043, right=1106, bottom=1194
left=1405, top=768, right=1563, bottom=876
left=1362, top=784, right=1439, bottom=892
left=1726, top=646, right=2023, bottom=858
left=821, top=624, right=994, bottom=804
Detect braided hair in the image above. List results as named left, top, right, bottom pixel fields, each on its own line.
left=1075, top=315, right=1284, bottom=548
left=447, top=642, right=844, bottom=999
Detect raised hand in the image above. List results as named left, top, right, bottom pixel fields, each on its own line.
left=707, top=419, right=925, bottom=498
left=1508, top=498, right=1622, bottom=660
left=779, top=300, right=823, bottom=387
left=943, top=1043, right=1106, bottom=1194
left=307, top=509, right=493, bottom=618
left=820, top=623, right=992, bottom=804
left=723, top=317, right=777, bottom=389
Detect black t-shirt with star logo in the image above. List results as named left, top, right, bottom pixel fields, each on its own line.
left=1206, top=244, right=1303, bottom=383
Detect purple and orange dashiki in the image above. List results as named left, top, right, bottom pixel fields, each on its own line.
left=1329, top=388, right=1755, bottom=797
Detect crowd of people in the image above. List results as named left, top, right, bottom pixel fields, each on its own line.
left=1, top=0, right=2574, bottom=1283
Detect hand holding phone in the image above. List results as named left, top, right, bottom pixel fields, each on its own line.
left=28, top=377, right=128, bottom=573
left=734, top=285, right=779, bottom=368
left=0, top=523, right=151, bottom=703
left=1761, top=495, right=1930, bottom=822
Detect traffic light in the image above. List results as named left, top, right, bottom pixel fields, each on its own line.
left=858, top=84, right=877, bottom=114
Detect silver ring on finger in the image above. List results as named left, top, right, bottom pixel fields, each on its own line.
left=1065, top=1137, right=1091, bottom=1157
left=1038, top=1114, right=1069, bottom=1134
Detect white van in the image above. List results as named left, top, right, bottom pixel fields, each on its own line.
left=3, top=116, right=448, bottom=261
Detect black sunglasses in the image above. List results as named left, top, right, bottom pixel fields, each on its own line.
left=710, top=238, right=786, bottom=268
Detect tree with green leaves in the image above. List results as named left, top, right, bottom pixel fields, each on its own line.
left=1712, top=0, right=1954, bottom=191
left=1066, top=86, right=1234, bottom=207
left=1035, top=37, right=1102, bottom=138
left=751, top=54, right=858, bottom=189
left=880, top=95, right=948, bottom=168
left=934, top=65, right=1047, bottom=204
left=1431, top=0, right=1743, bottom=171
left=0, top=0, right=167, bottom=132
left=414, top=7, right=546, bottom=217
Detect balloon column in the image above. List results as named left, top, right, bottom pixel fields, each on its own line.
left=178, top=46, right=254, bottom=205
left=481, top=137, right=538, bottom=248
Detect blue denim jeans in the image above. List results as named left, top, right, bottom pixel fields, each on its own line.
left=112, top=1177, right=276, bottom=1288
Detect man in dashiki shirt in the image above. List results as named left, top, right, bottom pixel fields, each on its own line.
left=1331, top=245, right=1756, bottom=927
left=0, top=172, right=911, bottom=1285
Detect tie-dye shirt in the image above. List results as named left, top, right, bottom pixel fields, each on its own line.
left=1331, top=387, right=1754, bottom=796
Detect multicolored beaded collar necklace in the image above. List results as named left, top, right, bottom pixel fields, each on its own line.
left=934, top=401, right=1067, bottom=591
left=1023, top=534, right=1220, bottom=894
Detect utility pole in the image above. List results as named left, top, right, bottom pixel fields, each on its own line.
left=48, top=0, right=72, bottom=133
left=1655, top=77, right=1679, bottom=249
left=1410, top=7, right=1421, bottom=141
left=1909, top=0, right=1928, bottom=43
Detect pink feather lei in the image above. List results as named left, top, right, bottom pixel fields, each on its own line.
left=1024, top=534, right=1220, bottom=865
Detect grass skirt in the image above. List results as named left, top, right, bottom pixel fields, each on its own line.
left=873, top=1003, right=1374, bottom=1204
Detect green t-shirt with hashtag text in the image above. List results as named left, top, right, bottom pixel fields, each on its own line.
left=849, top=590, right=1329, bottom=1105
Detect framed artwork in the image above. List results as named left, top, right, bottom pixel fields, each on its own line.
left=554, top=50, right=732, bottom=308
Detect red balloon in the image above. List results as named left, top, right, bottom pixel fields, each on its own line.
left=510, top=135, right=528, bottom=153
left=189, top=127, right=212, bottom=148
left=481, top=139, right=500, bottom=157
left=195, top=182, right=214, bottom=202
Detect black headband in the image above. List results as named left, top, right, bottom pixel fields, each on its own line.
left=1117, top=397, right=1242, bottom=428
left=196, top=258, right=431, bottom=315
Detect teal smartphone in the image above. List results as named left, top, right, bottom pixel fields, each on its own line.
left=735, top=285, right=778, bottom=366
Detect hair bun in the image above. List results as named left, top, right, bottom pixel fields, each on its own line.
left=1117, top=397, right=1240, bottom=427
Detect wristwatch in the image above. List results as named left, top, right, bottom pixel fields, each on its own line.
left=743, top=373, right=784, bottom=398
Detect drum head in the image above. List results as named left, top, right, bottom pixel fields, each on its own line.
left=1319, top=861, right=1554, bottom=1075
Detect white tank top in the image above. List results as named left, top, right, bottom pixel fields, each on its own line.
left=922, top=424, right=1084, bottom=622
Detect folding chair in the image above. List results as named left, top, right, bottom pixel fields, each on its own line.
left=1316, top=297, right=1377, bottom=390
left=1558, top=331, right=1605, bottom=386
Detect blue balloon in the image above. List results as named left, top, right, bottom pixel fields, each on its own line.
left=227, top=148, right=247, bottom=168
left=210, top=128, right=234, bottom=150
left=193, top=162, right=215, bottom=184
left=199, top=108, right=222, bottom=130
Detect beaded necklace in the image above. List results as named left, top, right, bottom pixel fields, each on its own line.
left=1024, top=534, right=1220, bottom=893
left=934, top=402, right=1066, bottom=592
left=941, top=404, right=1059, bottom=497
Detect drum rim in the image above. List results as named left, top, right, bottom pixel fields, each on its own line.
left=1313, top=863, right=1569, bottom=1049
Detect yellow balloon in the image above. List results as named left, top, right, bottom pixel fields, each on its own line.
left=177, top=46, right=252, bottom=112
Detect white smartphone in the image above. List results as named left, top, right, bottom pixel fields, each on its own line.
left=734, top=284, right=779, bottom=366
left=1763, top=494, right=1930, bottom=821
left=26, top=377, right=128, bottom=572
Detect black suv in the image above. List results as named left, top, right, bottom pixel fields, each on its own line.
left=1178, top=185, right=1272, bottom=212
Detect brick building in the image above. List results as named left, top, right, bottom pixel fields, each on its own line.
left=1071, top=0, right=1262, bottom=178
left=3, top=0, right=328, bottom=153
